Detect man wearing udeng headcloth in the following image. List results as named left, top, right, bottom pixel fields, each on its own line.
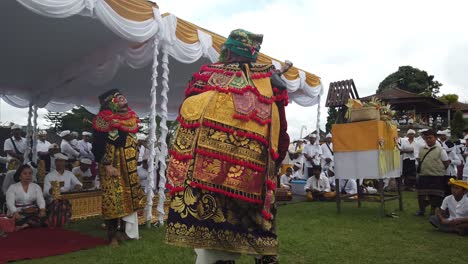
left=92, top=89, right=146, bottom=246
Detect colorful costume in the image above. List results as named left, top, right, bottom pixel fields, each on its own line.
left=165, top=29, right=289, bottom=261
left=92, top=89, right=146, bottom=242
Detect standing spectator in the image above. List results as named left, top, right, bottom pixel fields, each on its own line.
left=455, top=139, right=465, bottom=180
left=303, top=133, right=322, bottom=179
left=36, top=130, right=51, bottom=159
left=59, top=130, right=80, bottom=161
left=137, top=134, right=147, bottom=166
left=321, top=133, right=334, bottom=172
left=429, top=179, right=468, bottom=235
left=4, top=124, right=26, bottom=170
left=416, top=129, right=450, bottom=216
left=400, top=129, right=417, bottom=189
left=445, top=141, right=461, bottom=196
left=77, top=132, right=95, bottom=160
left=463, top=136, right=468, bottom=181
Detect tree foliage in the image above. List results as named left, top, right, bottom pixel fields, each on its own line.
left=325, top=107, right=338, bottom=133
left=377, top=66, right=442, bottom=96
left=451, top=111, right=466, bottom=138
left=439, top=94, right=459, bottom=105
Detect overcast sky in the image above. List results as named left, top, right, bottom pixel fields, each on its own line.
left=2, top=0, right=467, bottom=140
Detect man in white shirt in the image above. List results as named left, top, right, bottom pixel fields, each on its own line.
left=77, top=131, right=95, bottom=160
left=416, top=129, right=450, bottom=216
left=400, top=129, right=417, bottom=189
left=70, top=131, right=80, bottom=149
left=429, top=179, right=468, bottom=235
left=304, top=165, right=335, bottom=201
left=4, top=124, right=27, bottom=169
left=43, top=153, right=82, bottom=199
left=137, top=159, right=153, bottom=192
left=321, top=133, right=334, bottom=172
left=72, top=158, right=93, bottom=189
left=303, top=134, right=322, bottom=179
left=36, top=130, right=51, bottom=158
left=280, top=167, right=293, bottom=189
left=137, top=134, right=148, bottom=166
left=445, top=142, right=461, bottom=178
left=59, top=130, right=80, bottom=161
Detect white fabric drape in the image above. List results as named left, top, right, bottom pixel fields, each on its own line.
left=156, top=49, right=170, bottom=218
left=23, top=104, right=33, bottom=163
left=335, top=151, right=400, bottom=179
left=145, top=34, right=160, bottom=224
left=32, top=105, right=39, bottom=163
left=2, top=9, right=323, bottom=116
left=16, top=0, right=159, bottom=43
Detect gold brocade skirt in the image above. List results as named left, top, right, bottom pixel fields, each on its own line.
left=165, top=185, right=278, bottom=255
left=99, top=137, right=146, bottom=220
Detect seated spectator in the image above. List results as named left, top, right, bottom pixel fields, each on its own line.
left=429, top=179, right=468, bottom=235
left=43, top=153, right=82, bottom=199
left=339, top=179, right=358, bottom=198
left=72, top=158, right=93, bottom=189
left=280, top=167, right=293, bottom=190
left=325, top=167, right=336, bottom=190
left=2, top=162, right=38, bottom=195
left=6, top=164, right=47, bottom=231
left=291, top=161, right=304, bottom=180
left=304, top=165, right=336, bottom=201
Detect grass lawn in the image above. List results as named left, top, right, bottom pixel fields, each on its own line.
left=22, top=192, right=468, bottom=264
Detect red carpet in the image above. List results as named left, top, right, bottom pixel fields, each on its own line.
left=0, top=228, right=106, bottom=263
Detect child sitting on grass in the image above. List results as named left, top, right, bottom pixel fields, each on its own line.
left=429, top=178, right=468, bottom=235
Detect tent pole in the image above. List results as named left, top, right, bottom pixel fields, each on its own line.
left=146, top=35, right=160, bottom=226
left=315, top=92, right=321, bottom=144
left=32, top=105, right=39, bottom=163
left=156, top=47, right=170, bottom=225
left=24, top=103, right=33, bottom=164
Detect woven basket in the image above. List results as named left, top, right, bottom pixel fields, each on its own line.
left=349, top=107, right=380, bottom=122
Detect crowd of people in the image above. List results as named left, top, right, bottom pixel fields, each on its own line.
left=0, top=124, right=163, bottom=237
left=278, top=127, right=468, bottom=235
left=280, top=133, right=360, bottom=200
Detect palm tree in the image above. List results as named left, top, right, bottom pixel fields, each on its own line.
left=439, top=94, right=459, bottom=128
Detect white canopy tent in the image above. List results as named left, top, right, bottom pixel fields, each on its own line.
left=0, top=0, right=324, bottom=222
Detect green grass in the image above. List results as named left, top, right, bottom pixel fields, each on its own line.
left=22, top=192, right=468, bottom=264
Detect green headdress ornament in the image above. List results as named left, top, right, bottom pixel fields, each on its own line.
left=98, top=89, right=121, bottom=113
left=219, top=29, right=263, bottom=62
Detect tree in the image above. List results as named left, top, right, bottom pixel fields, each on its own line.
left=46, top=107, right=94, bottom=133
left=61, top=107, right=95, bottom=133
left=439, top=94, right=459, bottom=128
left=325, top=107, right=338, bottom=133
left=451, top=111, right=466, bottom=138
left=377, top=66, right=442, bottom=96
left=45, top=112, right=65, bottom=132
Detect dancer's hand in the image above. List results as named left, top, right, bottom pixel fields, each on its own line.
left=105, top=165, right=119, bottom=177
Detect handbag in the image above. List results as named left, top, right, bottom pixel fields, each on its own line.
left=417, top=147, right=436, bottom=174
left=0, top=215, right=16, bottom=233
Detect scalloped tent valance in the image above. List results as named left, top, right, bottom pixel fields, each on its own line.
left=1, top=0, right=323, bottom=220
